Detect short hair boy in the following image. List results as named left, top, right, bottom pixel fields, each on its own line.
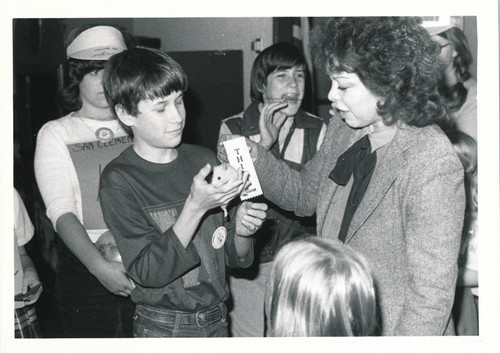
left=99, top=47, right=267, bottom=337
left=218, top=42, right=327, bottom=336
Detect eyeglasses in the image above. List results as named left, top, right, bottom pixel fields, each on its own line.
left=439, top=43, right=451, bottom=51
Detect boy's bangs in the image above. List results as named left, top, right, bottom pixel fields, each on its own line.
left=143, top=70, right=187, bottom=102
left=269, top=52, right=304, bottom=73
left=274, top=62, right=304, bottom=73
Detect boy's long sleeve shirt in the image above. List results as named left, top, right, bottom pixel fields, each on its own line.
left=100, top=144, right=252, bottom=312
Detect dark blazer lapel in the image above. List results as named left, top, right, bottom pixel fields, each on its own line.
left=344, top=125, right=418, bottom=244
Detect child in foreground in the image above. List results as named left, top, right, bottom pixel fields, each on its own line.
left=218, top=42, right=326, bottom=337
left=266, top=237, right=378, bottom=336
left=14, top=189, right=43, bottom=338
left=99, top=47, right=268, bottom=337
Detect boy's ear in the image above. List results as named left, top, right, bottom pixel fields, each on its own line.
left=115, top=104, right=136, bottom=127
left=257, top=83, right=266, bottom=95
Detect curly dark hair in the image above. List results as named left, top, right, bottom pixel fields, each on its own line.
left=311, top=17, right=447, bottom=127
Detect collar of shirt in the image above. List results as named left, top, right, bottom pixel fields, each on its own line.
left=361, top=122, right=398, bottom=152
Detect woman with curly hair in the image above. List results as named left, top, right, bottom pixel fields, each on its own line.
left=222, top=17, right=465, bottom=336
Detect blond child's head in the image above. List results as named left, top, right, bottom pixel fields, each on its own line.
left=268, top=237, right=378, bottom=336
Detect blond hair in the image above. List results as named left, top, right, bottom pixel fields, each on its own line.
left=268, top=237, right=378, bottom=336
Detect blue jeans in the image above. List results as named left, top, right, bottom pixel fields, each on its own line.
left=133, top=302, right=229, bottom=337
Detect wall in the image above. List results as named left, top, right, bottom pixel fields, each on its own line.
left=132, top=17, right=273, bottom=108
left=62, top=18, right=134, bottom=35
left=463, top=16, right=477, bottom=79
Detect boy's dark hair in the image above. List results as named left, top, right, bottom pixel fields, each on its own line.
left=250, top=43, right=306, bottom=103
left=103, top=47, right=188, bottom=116
left=312, top=17, right=447, bottom=127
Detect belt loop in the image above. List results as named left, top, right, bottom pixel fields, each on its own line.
left=219, top=302, right=227, bottom=322
left=173, top=311, right=182, bottom=336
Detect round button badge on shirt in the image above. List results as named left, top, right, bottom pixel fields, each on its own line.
left=96, top=127, right=115, bottom=142
left=212, top=226, right=227, bottom=249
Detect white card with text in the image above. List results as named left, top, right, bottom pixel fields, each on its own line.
left=223, top=136, right=263, bottom=200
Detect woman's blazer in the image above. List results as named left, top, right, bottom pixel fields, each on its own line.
left=254, top=115, right=465, bottom=336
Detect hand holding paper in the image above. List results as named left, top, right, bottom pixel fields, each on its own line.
left=223, top=136, right=263, bottom=201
